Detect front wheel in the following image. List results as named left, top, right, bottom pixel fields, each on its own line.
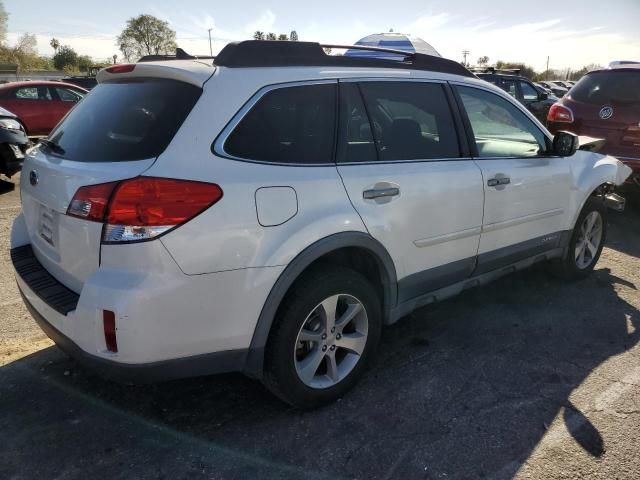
left=557, top=197, right=607, bottom=279
left=262, top=267, right=381, bottom=408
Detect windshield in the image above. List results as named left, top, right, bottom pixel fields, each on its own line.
left=570, top=70, right=640, bottom=104
left=49, top=79, right=201, bottom=162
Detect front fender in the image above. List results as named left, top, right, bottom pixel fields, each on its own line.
left=568, top=151, right=632, bottom=226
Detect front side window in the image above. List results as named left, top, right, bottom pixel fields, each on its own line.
left=519, top=81, right=539, bottom=101
left=457, top=86, right=548, bottom=158
left=355, top=81, right=460, bottom=161
left=224, top=83, right=336, bottom=164
left=55, top=87, right=85, bottom=102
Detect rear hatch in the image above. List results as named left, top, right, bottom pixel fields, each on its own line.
left=20, top=76, right=202, bottom=293
left=565, top=69, right=640, bottom=158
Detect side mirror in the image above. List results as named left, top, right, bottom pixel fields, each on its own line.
left=538, top=91, right=548, bottom=101
left=552, top=131, right=579, bottom=157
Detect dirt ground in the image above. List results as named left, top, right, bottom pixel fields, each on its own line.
left=1, top=174, right=639, bottom=480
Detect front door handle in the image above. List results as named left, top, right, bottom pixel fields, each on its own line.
left=363, top=187, right=400, bottom=199
left=487, top=176, right=510, bottom=187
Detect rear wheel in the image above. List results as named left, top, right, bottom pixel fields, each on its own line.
left=263, top=267, right=381, bottom=408
left=557, top=197, right=607, bottom=279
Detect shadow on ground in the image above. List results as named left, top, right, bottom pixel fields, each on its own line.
left=1, top=208, right=639, bottom=480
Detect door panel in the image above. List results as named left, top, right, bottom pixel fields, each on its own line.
left=455, top=84, right=572, bottom=271
left=336, top=81, right=484, bottom=298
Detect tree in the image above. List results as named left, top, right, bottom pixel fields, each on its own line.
left=266, top=32, right=277, bottom=40
left=117, top=14, right=177, bottom=62
left=323, top=47, right=332, bottom=55
left=253, top=31, right=264, bottom=40
left=50, top=38, right=60, bottom=54
left=495, top=60, right=537, bottom=80
left=277, top=33, right=288, bottom=41
left=290, top=30, right=298, bottom=41
left=477, top=56, right=489, bottom=66
left=0, top=1, right=7, bottom=45
left=78, top=55, right=93, bottom=72
left=53, top=45, right=79, bottom=71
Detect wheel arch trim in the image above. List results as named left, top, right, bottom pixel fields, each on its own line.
left=244, top=231, right=397, bottom=377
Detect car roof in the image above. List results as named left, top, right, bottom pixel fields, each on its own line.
left=0, top=80, right=89, bottom=91
left=99, top=41, right=474, bottom=87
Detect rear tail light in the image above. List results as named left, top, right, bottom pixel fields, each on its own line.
left=103, top=310, right=117, bottom=352
left=66, top=177, right=223, bottom=243
left=547, top=103, right=574, bottom=123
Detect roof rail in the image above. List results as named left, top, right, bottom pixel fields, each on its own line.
left=214, top=40, right=474, bottom=77
left=470, top=66, right=521, bottom=75
left=138, top=48, right=215, bottom=63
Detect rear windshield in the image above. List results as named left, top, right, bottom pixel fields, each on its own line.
left=49, top=79, right=201, bottom=162
left=570, top=70, right=640, bottom=104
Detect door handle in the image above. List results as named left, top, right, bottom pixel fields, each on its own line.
left=487, top=176, right=510, bottom=187
left=363, top=187, right=400, bottom=200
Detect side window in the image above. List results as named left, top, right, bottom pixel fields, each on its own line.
left=224, top=83, right=336, bottom=164
left=457, top=86, right=548, bottom=158
left=519, top=81, right=539, bottom=101
left=15, top=87, right=39, bottom=100
left=500, top=78, right=518, bottom=98
left=336, top=82, right=377, bottom=163
left=55, top=87, right=84, bottom=102
left=357, top=81, right=460, bottom=161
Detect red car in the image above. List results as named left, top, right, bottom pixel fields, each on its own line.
left=547, top=64, right=640, bottom=188
left=0, top=81, right=88, bottom=137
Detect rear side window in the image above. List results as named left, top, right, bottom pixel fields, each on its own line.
left=570, top=71, right=640, bottom=104
left=224, top=83, right=336, bottom=164
left=48, top=79, right=201, bottom=162
left=357, top=81, right=460, bottom=161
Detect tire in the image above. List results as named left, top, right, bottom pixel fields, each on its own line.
left=556, top=196, right=607, bottom=279
left=262, top=266, right=382, bottom=409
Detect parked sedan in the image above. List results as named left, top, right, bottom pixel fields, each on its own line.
left=547, top=64, right=640, bottom=188
left=0, top=81, right=88, bottom=137
left=538, top=81, right=568, bottom=98
left=0, top=105, right=28, bottom=178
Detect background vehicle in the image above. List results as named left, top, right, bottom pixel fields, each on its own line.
left=0, top=105, right=28, bottom=178
left=477, top=71, right=556, bottom=123
left=551, top=80, right=573, bottom=90
left=547, top=64, right=640, bottom=188
left=538, top=81, right=568, bottom=97
left=0, top=81, right=87, bottom=137
left=11, top=41, right=632, bottom=408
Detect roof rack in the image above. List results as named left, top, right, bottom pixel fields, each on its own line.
left=139, top=41, right=473, bottom=77
left=214, top=41, right=473, bottom=76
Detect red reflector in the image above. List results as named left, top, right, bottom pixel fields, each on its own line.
left=103, top=310, right=117, bottom=352
left=106, top=177, right=223, bottom=226
left=547, top=103, right=574, bottom=123
left=67, top=182, right=118, bottom=222
left=105, top=64, right=136, bottom=74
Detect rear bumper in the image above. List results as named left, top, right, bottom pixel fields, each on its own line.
left=10, top=241, right=276, bottom=383
left=19, top=288, right=248, bottom=384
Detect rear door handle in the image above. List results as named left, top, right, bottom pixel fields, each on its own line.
left=363, top=187, right=400, bottom=199
left=487, top=176, right=510, bottom=187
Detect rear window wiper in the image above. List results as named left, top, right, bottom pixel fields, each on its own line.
left=38, top=138, right=66, bottom=156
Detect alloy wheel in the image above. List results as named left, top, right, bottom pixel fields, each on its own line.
left=575, top=211, right=603, bottom=269
left=294, top=294, right=368, bottom=389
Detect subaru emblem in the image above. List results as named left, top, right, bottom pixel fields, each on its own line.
left=599, top=106, right=613, bottom=120
left=29, top=170, right=38, bottom=186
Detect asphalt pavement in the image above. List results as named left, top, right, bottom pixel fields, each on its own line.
left=1, top=174, right=639, bottom=480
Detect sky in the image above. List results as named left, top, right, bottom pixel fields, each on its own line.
left=4, top=0, right=640, bottom=71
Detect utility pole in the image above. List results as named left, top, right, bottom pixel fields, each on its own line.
left=462, top=49, right=470, bottom=66
left=208, top=28, right=213, bottom=56
left=546, top=56, right=549, bottom=80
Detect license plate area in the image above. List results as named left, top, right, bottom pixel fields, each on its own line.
left=39, top=204, right=58, bottom=247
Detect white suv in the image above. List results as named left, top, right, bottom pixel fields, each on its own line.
left=11, top=41, right=632, bottom=408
